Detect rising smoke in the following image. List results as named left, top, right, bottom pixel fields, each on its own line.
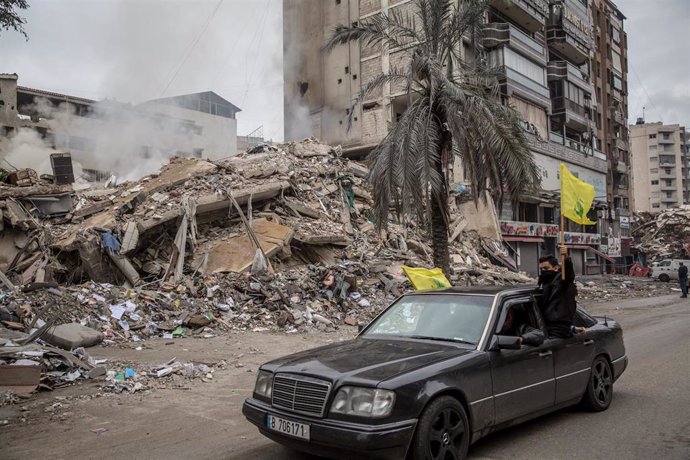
left=0, top=97, right=200, bottom=182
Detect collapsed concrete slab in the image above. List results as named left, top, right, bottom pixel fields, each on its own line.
left=197, top=218, right=294, bottom=274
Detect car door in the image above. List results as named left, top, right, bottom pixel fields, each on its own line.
left=548, top=310, right=595, bottom=405
left=489, top=298, right=555, bottom=424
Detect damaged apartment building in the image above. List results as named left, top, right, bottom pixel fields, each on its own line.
left=283, top=0, right=631, bottom=275
left=0, top=73, right=241, bottom=181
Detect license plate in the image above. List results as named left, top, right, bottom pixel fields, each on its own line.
left=267, top=414, right=310, bottom=441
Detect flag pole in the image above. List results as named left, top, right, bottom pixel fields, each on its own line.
left=560, top=213, right=565, bottom=280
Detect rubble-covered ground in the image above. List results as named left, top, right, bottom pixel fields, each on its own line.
left=1, top=139, right=530, bottom=398
left=576, top=275, right=679, bottom=302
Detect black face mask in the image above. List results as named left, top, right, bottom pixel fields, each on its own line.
left=538, top=269, right=558, bottom=286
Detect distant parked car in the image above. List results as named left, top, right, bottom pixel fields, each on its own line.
left=243, top=286, right=628, bottom=460
left=650, top=259, right=690, bottom=282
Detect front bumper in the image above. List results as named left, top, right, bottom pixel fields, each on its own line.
left=242, top=398, right=417, bottom=460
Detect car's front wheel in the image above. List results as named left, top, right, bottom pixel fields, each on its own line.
left=411, top=396, right=470, bottom=460
left=582, top=355, right=613, bottom=411
left=659, top=274, right=670, bottom=282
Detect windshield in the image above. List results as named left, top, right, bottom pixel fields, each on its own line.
left=363, top=294, right=494, bottom=346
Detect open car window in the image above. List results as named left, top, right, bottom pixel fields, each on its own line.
left=363, top=294, right=494, bottom=346
left=495, top=298, right=543, bottom=334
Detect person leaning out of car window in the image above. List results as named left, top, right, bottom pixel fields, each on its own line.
left=499, top=307, right=544, bottom=346
left=538, top=244, right=585, bottom=338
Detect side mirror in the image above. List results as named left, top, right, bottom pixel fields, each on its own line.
left=490, top=335, right=522, bottom=351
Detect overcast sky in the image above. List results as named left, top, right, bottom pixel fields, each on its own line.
left=1, top=0, right=689, bottom=142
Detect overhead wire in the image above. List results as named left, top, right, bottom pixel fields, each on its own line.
left=629, top=63, right=663, bottom=123
left=158, top=0, right=225, bottom=98
left=240, top=0, right=274, bottom=107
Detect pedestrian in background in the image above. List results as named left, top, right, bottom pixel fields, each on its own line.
left=678, top=262, right=688, bottom=298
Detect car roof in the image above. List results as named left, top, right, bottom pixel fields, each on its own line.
left=404, top=284, right=537, bottom=296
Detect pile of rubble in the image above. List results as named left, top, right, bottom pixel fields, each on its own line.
left=576, top=276, right=675, bottom=302
left=632, top=208, right=690, bottom=261
left=1, top=139, right=528, bottom=339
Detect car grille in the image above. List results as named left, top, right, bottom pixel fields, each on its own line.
left=271, top=374, right=331, bottom=417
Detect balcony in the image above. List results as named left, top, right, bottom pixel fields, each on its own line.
left=658, top=137, right=675, bottom=145
left=661, top=196, right=678, bottom=204
left=610, top=108, right=625, bottom=126
left=608, top=136, right=628, bottom=151
left=547, top=60, right=590, bottom=86
left=659, top=155, right=676, bottom=167
left=491, top=0, right=550, bottom=33
left=545, top=2, right=593, bottom=65
left=548, top=131, right=606, bottom=161
left=661, top=185, right=676, bottom=191
left=658, top=125, right=676, bottom=133
left=483, top=23, right=548, bottom=63
left=660, top=172, right=676, bottom=179
left=551, top=96, right=589, bottom=131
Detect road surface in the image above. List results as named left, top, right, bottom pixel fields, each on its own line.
left=2, top=294, right=689, bottom=459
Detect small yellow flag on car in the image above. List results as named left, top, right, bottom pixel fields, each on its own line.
left=402, top=266, right=451, bottom=291
left=560, top=163, right=596, bottom=225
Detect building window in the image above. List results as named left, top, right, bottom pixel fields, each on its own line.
left=502, top=48, right=546, bottom=85
left=650, top=156, right=658, bottom=162
left=665, top=168, right=671, bottom=174
left=611, top=74, right=623, bottom=91
left=651, top=180, right=659, bottom=185
left=666, top=180, right=673, bottom=186
left=667, top=191, right=673, bottom=198
left=652, top=203, right=660, bottom=208
left=610, top=26, right=621, bottom=44
left=649, top=145, right=657, bottom=150
left=649, top=134, right=657, bottom=139
left=650, top=168, right=659, bottom=174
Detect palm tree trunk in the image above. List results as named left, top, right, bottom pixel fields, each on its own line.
left=431, top=193, right=451, bottom=278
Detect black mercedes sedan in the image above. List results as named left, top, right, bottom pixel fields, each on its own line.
left=242, top=286, right=628, bottom=460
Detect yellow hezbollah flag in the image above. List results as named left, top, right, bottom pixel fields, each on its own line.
left=560, top=163, right=596, bottom=225
left=402, top=266, right=451, bottom=291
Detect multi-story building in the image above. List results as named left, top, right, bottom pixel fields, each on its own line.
left=0, top=73, right=240, bottom=180
left=629, top=121, right=689, bottom=212
left=283, top=0, right=628, bottom=275
left=590, top=0, right=630, bottom=242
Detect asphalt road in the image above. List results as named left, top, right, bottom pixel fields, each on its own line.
left=2, top=294, right=689, bottom=460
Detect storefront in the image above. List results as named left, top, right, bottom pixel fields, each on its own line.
left=500, top=220, right=559, bottom=276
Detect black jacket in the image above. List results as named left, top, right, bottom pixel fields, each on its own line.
left=516, top=324, right=545, bottom=346
left=679, top=265, right=688, bottom=279
left=540, top=257, right=577, bottom=338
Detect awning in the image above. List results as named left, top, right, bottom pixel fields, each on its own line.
left=566, top=244, right=615, bottom=263
left=504, top=236, right=545, bottom=243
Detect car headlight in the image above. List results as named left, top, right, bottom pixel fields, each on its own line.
left=330, top=386, right=395, bottom=418
left=254, top=370, right=273, bottom=399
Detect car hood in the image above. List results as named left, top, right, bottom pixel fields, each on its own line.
left=263, top=338, right=472, bottom=384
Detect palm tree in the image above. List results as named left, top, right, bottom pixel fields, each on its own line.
left=325, top=0, right=540, bottom=277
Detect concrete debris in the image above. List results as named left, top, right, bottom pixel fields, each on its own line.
left=576, top=275, right=678, bottom=302
left=632, top=209, right=690, bottom=261
left=0, top=138, right=532, bottom=358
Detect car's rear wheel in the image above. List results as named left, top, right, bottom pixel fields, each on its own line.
left=582, top=356, right=613, bottom=411
left=659, top=274, right=670, bottom=282
left=411, top=396, right=469, bottom=460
